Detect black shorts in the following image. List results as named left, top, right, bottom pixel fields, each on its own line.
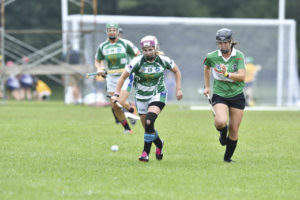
left=149, top=101, right=165, bottom=111
left=212, top=93, right=246, bottom=110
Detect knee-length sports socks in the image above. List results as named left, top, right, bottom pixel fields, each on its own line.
left=224, top=138, right=238, bottom=162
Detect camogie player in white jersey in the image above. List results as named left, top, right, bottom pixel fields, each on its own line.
left=112, top=35, right=183, bottom=162
left=95, top=22, right=140, bottom=134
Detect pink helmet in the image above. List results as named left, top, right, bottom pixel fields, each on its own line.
left=140, top=35, right=158, bottom=49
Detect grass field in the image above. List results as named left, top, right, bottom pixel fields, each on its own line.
left=0, top=101, right=299, bottom=200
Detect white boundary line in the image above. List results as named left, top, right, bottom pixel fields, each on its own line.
left=190, top=106, right=300, bottom=111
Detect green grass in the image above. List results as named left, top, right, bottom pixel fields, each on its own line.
left=0, top=101, right=299, bottom=200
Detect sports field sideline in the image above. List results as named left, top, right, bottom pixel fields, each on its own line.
left=0, top=101, right=299, bottom=199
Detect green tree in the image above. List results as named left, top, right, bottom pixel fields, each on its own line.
left=120, top=0, right=209, bottom=17
left=3, top=0, right=300, bottom=74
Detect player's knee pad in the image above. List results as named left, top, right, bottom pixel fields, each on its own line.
left=145, top=112, right=157, bottom=133
left=144, top=131, right=158, bottom=143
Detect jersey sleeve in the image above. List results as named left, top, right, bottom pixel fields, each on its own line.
left=161, top=56, right=175, bottom=70
left=125, top=56, right=141, bottom=74
left=125, top=40, right=139, bottom=59
left=203, top=56, right=211, bottom=67
left=95, top=45, right=104, bottom=60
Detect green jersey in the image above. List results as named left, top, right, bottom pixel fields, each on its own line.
left=204, top=48, right=245, bottom=98
left=125, top=55, right=175, bottom=101
left=95, top=38, right=139, bottom=75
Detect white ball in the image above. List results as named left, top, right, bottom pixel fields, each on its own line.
left=111, top=145, right=118, bottom=152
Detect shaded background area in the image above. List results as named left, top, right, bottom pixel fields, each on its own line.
left=4, top=0, right=300, bottom=72
left=2, top=0, right=299, bottom=104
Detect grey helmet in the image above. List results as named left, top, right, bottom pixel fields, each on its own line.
left=216, top=28, right=233, bottom=42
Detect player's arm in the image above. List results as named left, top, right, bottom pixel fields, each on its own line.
left=204, top=65, right=211, bottom=96
left=222, top=54, right=246, bottom=82
left=171, top=63, right=183, bottom=100
left=221, top=64, right=245, bottom=82
left=227, top=69, right=246, bottom=82
left=94, top=59, right=106, bottom=76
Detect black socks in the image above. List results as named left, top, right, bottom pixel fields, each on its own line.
left=217, top=125, right=228, bottom=146
left=144, top=142, right=152, bottom=155
left=224, top=138, right=238, bottom=162
left=120, top=120, right=131, bottom=130
left=153, top=136, right=163, bottom=149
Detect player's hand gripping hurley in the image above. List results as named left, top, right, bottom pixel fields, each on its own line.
left=107, top=95, right=140, bottom=120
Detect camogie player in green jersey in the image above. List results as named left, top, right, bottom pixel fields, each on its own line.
left=112, top=35, right=183, bottom=162
left=95, top=22, right=140, bottom=134
left=203, top=28, right=246, bottom=163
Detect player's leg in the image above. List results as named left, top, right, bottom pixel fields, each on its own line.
left=119, top=74, right=137, bottom=125
left=224, top=93, right=245, bottom=162
left=139, top=92, right=167, bottom=162
left=111, top=107, right=119, bottom=124
left=135, top=100, right=150, bottom=161
left=119, top=89, right=136, bottom=125
left=119, top=73, right=134, bottom=110
left=111, top=90, right=130, bottom=125
left=148, top=92, right=167, bottom=160
left=19, top=88, right=25, bottom=100
left=12, top=89, right=21, bottom=101
left=109, top=92, right=132, bottom=133
left=25, top=88, right=32, bottom=100
left=107, top=76, right=132, bottom=133
left=224, top=107, right=244, bottom=162
left=213, top=95, right=229, bottom=146
left=119, top=90, right=130, bottom=109
left=148, top=102, right=165, bottom=160
left=139, top=104, right=163, bottom=162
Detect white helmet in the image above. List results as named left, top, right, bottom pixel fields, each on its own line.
left=140, top=35, right=158, bottom=49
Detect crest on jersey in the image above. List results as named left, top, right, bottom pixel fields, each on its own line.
left=139, top=67, right=146, bottom=73
left=215, top=64, right=221, bottom=71
left=232, top=64, right=237, bottom=71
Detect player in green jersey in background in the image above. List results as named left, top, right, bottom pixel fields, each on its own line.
left=203, top=28, right=246, bottom=163
left=112, top=35, right=183, bottom=162
left=95, top=22, right=140, bottom=134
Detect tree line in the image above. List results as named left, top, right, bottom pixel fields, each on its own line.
left=4, top=0, right=300, bottom=73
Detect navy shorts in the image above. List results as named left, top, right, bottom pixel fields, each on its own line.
left=21, top=82, right=33, bottom=89
left=212, top=92, right=246, bottom=110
